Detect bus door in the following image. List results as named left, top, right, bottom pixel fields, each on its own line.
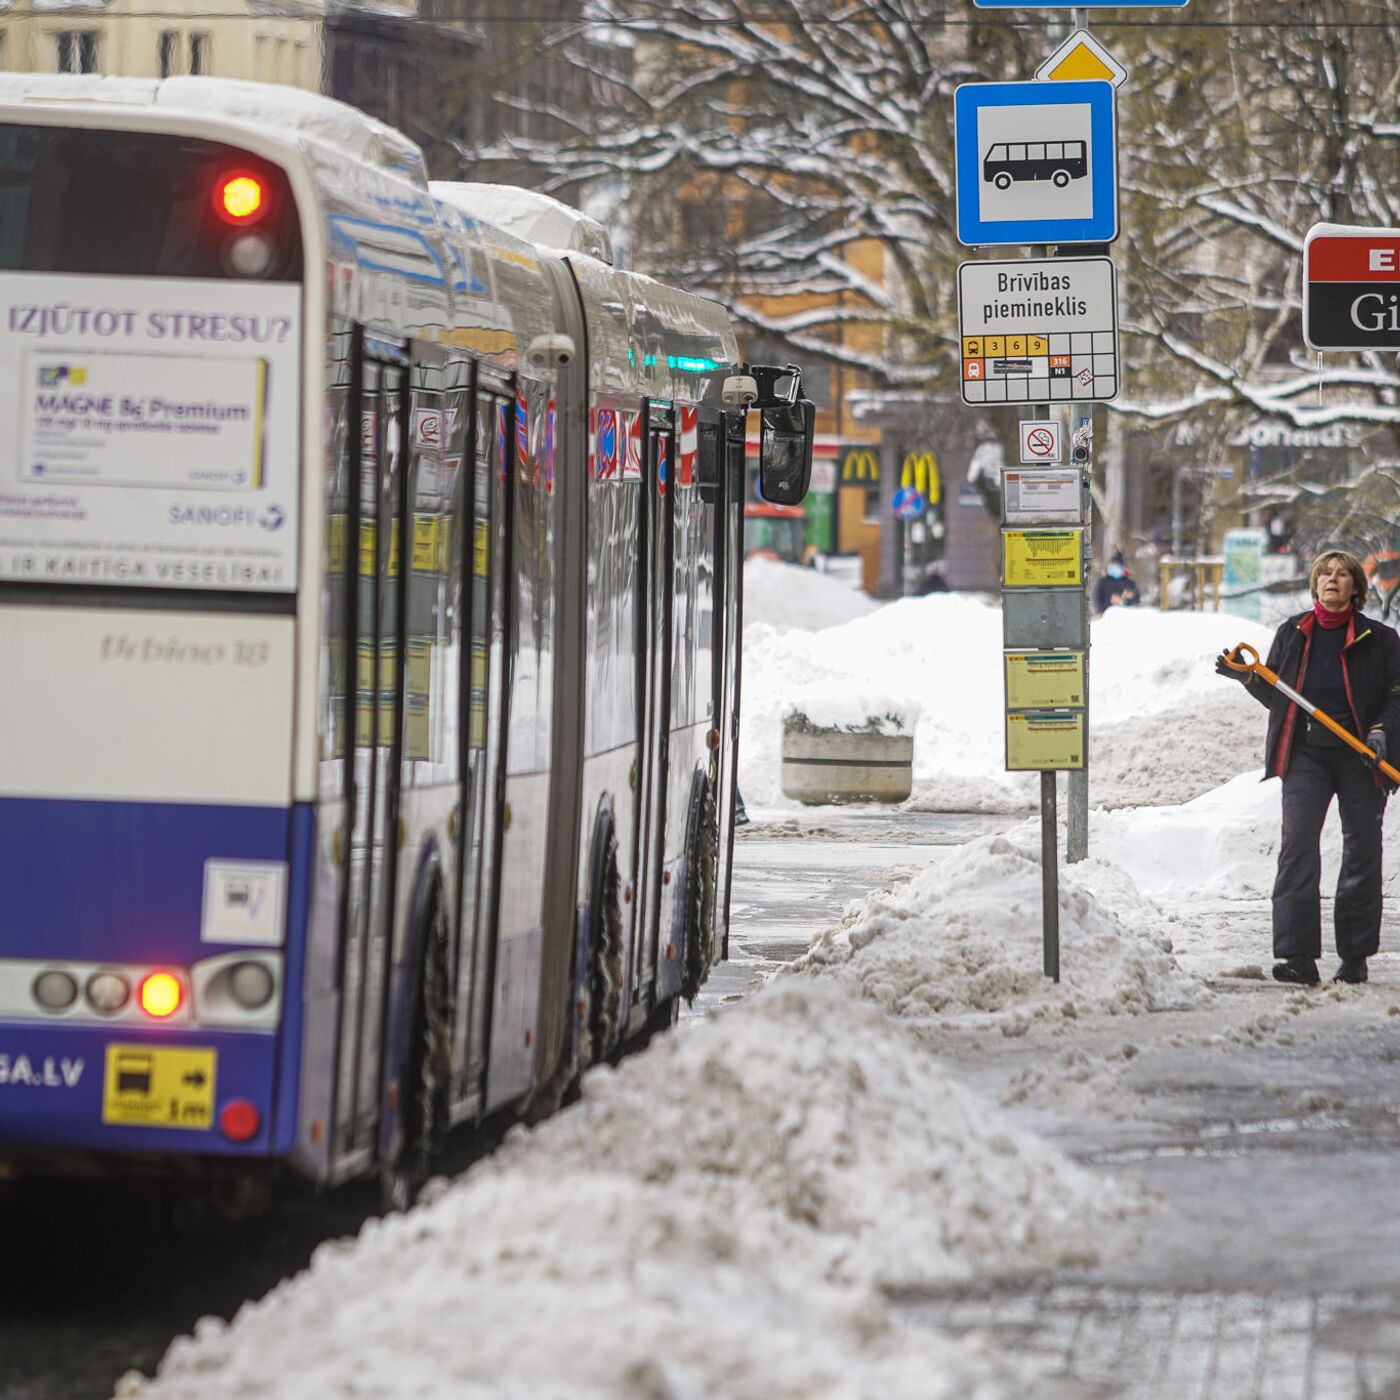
left=334, top=330, right=411, bottom=1157
left=701, top=409, right=742, bottom=965
left=716, top=413, right=747, bottom=958
left=635, top=403, right=675, bottom=1010
left=395, top=347, right=484, bottom=1119
left=456, top=378, right=512, bottom=1106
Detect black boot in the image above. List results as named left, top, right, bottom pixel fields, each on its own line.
left=1334, top=958, right=1369, bottom=983
left=1272, top=956, right=1321, bottom=986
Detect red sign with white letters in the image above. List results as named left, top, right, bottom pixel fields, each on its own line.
left=1304, top=224, right=1400, bottom=350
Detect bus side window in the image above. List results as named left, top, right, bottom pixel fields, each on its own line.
left=402, top=349, right=470, bottom=784
left=322, top=324, right=354, bottom=788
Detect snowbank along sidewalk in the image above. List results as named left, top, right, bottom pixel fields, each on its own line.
left=121, top=987, right=1148, bottom=1400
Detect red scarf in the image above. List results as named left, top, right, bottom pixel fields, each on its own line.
left=1313, top=600, right=1352, bottom=630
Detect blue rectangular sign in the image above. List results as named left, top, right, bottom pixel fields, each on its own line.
left=955, top=79, right=1117, bottom=247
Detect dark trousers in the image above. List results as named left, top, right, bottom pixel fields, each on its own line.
left=1273, top=744, right=1386, bottom=961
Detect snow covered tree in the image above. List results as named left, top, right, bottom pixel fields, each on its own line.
left=464, top=5, right=1398, bottom=415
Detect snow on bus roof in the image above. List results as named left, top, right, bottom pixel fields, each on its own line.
left=0, top=74, right=429, bottom=190
left=431, top=182, right=614, bottom=266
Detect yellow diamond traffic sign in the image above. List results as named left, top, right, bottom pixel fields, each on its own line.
left=1035, top=30, right=1128, bottom=89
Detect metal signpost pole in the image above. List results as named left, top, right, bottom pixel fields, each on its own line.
left=1064, top=3, right=1091, bottom=867
left=957, top=19, right=1125, bottom=986
left=1042, top=766, right=1059, bottom=978
left=1027, top=242, right=1062, bottom=962
left=1066, top=443, right=1091, bottom=863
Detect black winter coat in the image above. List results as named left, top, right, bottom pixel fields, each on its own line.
left=1247, top=608, right=1400, bottom=778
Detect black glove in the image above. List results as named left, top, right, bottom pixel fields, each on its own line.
left=1362, top=729, right=1397, bottom=792
left=1364, top=728, right=1387, bottom=769
left=1215, top=649, right=1250, bottom=683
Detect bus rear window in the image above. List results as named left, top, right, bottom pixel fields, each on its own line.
left=0, top=125, right=303, bottom=281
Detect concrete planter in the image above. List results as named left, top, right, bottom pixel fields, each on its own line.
left=781, top=712, right=914, bottom=805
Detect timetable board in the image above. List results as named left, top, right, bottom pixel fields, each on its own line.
left=1005, top=709, right=1086, bottom=772
left=1002, top=527, right=1084, bottom=588
left=958, top=257, right=1119, bottom=406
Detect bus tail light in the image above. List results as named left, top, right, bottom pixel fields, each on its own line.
left=220, top=1100, right=261, bottom=1143
left=225, top=231, right=277, bottom=278
left=138, top=971, right=184, bottom=1020
left=86, top=971, right=131, bottom=1014
left=215, top=172, right=266, bottom=225
left=228, top=960, right=275, bottom=1010
left=32, top=970, right=78, bottom=1011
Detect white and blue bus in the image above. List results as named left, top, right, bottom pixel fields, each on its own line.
left=0, top=76, right=812, bottom=1205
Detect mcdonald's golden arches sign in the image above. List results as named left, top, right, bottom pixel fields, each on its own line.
left=841, top=448, right=879, bottom=482
left=900, top=451, right=941, bottom=504
left=841, top=448, right=942, bottom=499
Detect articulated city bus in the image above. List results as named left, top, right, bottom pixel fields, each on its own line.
left=0, top=76, right=813, bottom=1205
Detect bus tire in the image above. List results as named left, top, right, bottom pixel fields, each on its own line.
left=585, top=804, right=625, bottom=1065
left=523, top=804, right=625, bottom=1123
left=994, top=172, right=1012, bottom=191
left=381, top=879, right=452, bottom=1213
left=680, top=771, right=719, bottom=1004
left=1052, top=169, right=1070, bottom=188
left=646, top=992, right=680, bottom=1038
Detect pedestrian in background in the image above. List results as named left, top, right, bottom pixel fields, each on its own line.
left=1093, top=550, right=1140, bottom=614
left=1217, top=549, right=1400, bottom=985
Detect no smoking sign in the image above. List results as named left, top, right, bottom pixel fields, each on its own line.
left=1019, top=419, right=1063, bottom=463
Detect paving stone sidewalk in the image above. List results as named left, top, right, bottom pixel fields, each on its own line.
left=918, top=1286, right=1400, bottom=1399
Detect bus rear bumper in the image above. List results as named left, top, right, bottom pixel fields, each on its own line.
left=0, top=1021, right=287, bottom=1161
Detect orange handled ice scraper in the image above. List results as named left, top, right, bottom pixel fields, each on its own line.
left=1223, top=641, right=1400, bottom=786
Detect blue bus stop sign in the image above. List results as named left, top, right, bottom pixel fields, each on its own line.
left=892, top=487, right=925, bottom=521
left=955, top=79, right=1117, bottom=247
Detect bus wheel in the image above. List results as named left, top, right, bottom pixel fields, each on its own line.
left=680, top=772, right=719, bottom=1004
left=1052, top=170, right=1070, bottom=188
left=994, top=172, right=1012, bottom=191
left=585, top=807, right=625, bottom=1065
left=381, top=882, right=452, bottom=1213
left=645, top=993, right=680, bottom=1039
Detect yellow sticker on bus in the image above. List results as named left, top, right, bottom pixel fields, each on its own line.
left=102, top=1045, right=216, bottom=1130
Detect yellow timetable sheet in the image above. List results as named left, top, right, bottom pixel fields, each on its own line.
left=1004, top=650, right=1086, bottom=709
left=1005, top=709, right=1086, bottom=771
left=1002, top=528, right=1083, bottom=588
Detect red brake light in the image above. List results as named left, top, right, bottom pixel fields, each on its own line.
left=139, top=971, right=183, bottom=1019
left=216, top=173, right=266, bottom=225
left=220, top=1100, right=261, bottom=1142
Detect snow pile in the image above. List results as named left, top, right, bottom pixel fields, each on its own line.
left=782, top=681, right=920, bottom=735
left=743, top=557, right=880, bottom=632
left=1086, top=607, right=1276, bottom=808
left=1089, top=606, right=1273, bottom=726
left=741, top=578, right=1278, bottom=812
left=1090, top=769, right=1400, bottom=904
left=794, top=835, right=1205, bottom=1028
left=743, top=592, right=1027, bottom=811
left=123, top=982, right=1143, bottom=1400
left=1089, top=690, right=1263, bottom=809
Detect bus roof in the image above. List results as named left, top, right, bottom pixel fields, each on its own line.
left=0, top=75, right=427, bottom=187
left=0, top=75, right=740, bottom=404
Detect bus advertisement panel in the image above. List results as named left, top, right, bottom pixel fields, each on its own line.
left=0, top=273, right=301, bottom=593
